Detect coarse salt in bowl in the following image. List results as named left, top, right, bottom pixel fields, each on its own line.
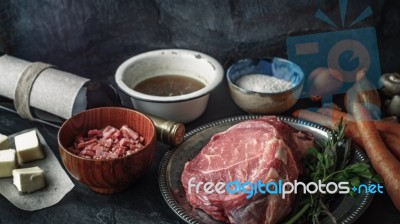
left=226, top=57, right=304, bottom=114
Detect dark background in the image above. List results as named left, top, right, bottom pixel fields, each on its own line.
left=1, top=0, right=399, bottom=83
left=1, top=0, right=400, bottom=224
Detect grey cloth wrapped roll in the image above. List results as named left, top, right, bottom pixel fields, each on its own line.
left=13, top=62, right=53, bottom=120
left=0, top=55, right=89, bottom=119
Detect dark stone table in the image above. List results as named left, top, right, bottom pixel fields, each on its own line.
left=0, top=79, right=399, bottom=224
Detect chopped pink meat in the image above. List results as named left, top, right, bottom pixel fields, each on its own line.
left=113, top=146, right=126, bottom=156
left=74, top=135, right=84, bottom=143
left=77, top=139, right=97, bottom=149
left=99, top=138, right=113, bottom=148
left=121, top=125, right=139, bottom=140
left=111, top=130, right=122, bottom=140
left=139, top=136, right=144, bottom=143
left=119, top=138, right=129, bottom=147
left=68, top=125, right=145, bottom=159
left=102, top=126, right=118, bottom=140
left=88, top=129, right=102, bottom=138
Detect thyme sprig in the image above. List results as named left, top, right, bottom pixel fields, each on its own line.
left=284, top=120, right=380, bottom=224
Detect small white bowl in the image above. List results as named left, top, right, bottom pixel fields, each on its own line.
left=115, top=49, right=224, bottom=123
left=226, top=57, right=304, bottom=114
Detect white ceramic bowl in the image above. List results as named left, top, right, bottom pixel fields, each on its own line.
left=227, top=57, right=304, bottom=114
left=115, top=49, right=224, bottom=123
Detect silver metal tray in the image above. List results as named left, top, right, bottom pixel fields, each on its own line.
left=158, top=115, right=373, bottom=224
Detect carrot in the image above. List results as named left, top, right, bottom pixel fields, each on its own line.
left=325, top=113, right=400, bottom=156
left=317, top=108, right=354, bottom=122
left=351, top=102, right=400, bottom=211
left=295, top=107, right=400, bottom=210
left=292, top=109, right=335, bottom=129
left=294, top=109, right=390, bottom=147
left=317, top=107, right=400, bottom=136
left=292, top=109, right=362, bottom=145
left=342, top=122, right=363, bottom=146
left=374, top=121, right=400, bottom=136
left=317, top=109, right=400, bottom=162
left=381, top=133, right=400, bottom=161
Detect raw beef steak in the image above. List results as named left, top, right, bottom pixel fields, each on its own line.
left=181, top=116, right=314, bottom=224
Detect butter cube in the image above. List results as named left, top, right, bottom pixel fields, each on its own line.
left=0, top=133, right=9, bottom=150
left=15, top=130, right=45, bottom=163
left=13, top=166, right=46, bottom=193
left=0, top=149, right=17, bottom=178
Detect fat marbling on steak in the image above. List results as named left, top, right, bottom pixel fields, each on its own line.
left=181, top=116, right=314, bottom=224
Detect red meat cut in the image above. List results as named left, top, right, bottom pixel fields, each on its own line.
left=181, top=116, right=314, bottom=224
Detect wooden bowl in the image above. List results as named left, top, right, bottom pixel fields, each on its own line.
left=58, top=107, right=156, bottom=194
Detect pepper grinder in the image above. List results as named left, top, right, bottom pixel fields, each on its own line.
left=145, top=113, right=185, bottom=147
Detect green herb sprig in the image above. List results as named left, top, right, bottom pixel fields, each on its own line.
left=284, top=120, right=381, bottom=224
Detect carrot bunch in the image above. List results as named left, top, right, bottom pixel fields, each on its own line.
left=292, top=104, right=400, bottom=211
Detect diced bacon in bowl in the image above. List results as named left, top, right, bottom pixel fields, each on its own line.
left=68, top=125, right=145, bottom=159
left=58, top=107, right=156, bottom=194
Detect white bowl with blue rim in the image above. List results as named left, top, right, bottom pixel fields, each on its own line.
left=115, top=49, right=224, bottom=123
left=226, top=57, right=304, bottom=114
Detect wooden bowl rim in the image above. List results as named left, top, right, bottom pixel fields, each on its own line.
left=57, top=107, right=156, bottom=162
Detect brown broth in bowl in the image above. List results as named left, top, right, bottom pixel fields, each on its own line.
left=133, top=75, right=205, bottom=96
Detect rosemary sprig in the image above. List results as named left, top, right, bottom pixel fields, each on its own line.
left=284, top=120, right=380, bottom=224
